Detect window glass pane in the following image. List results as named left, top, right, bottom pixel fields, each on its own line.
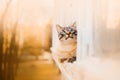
left=94, top=0, right=120, bottom=55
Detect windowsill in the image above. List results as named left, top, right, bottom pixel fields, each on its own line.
left=52, top=53, right=79, bottom=80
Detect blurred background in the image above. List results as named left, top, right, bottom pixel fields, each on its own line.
left=1, top=0, right=120, bottom=80
left=0, top=0, right=61, bottom=80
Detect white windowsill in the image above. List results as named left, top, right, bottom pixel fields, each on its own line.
left=52, top=53, right=79, bottom=80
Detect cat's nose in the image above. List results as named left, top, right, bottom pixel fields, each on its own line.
left=66, top=31, right=70, bottom=34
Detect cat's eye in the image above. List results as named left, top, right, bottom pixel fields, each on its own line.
left=70, top=29, right=75, bottom=33
left=58, top=34, right=63, bottom=40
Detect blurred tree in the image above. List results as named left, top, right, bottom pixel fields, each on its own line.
left=6, top=0, right=20, bottom=80
left=0, top=0, right=12, bottom=80
left=8, top=24, right=18, bottom=80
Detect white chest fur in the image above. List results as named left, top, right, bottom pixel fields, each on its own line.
left=51, top=41, right=76, bottom=59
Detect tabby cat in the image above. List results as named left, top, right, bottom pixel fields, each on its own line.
left=51, top=22, right=77, bottom=63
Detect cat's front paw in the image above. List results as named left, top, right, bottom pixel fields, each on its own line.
left=68, top=56, right=76, bottom=63
left=59, top=58, right=67, bottom=63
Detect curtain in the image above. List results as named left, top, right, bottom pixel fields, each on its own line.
left=93, top=0, right=120, bottom=55
left=53, top=0, right=120, bottom=61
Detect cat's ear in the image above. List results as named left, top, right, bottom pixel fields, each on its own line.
left=56, top=24, right=62, bottom=32
left=71, top=21, right=76, bottom=28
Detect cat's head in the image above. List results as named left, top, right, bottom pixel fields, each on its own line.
left=56, top=22, right=77, bottom=43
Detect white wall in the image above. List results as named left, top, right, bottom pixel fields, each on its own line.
left=53, top=0, right=79, bottom=47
